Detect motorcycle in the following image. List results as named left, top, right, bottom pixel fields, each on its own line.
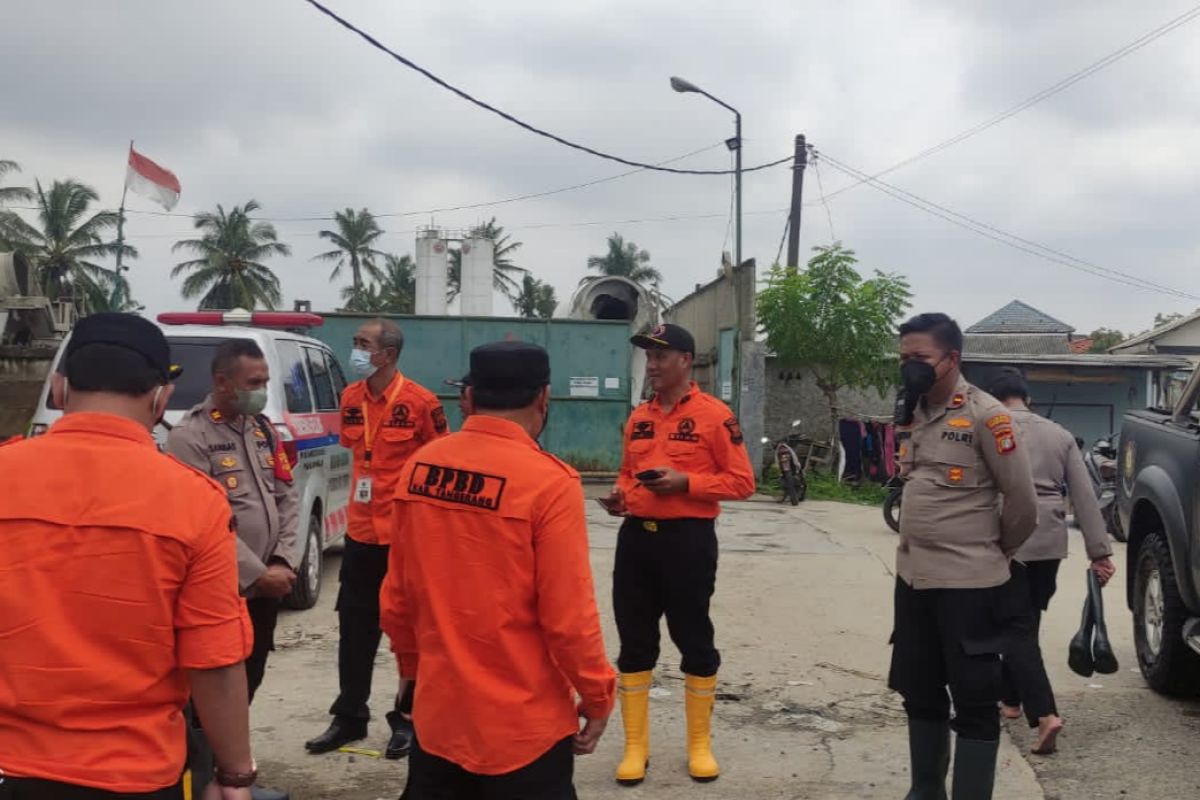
left=883, top=475, right=903, bottom=533
left=766, top=421, right=808, bottom=506
left=1083, top=433, right=1124, bottom=542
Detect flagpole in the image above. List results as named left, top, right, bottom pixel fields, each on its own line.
left=115, top=140, right=132, bottom=276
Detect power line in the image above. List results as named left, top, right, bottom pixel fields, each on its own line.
left=810, top=153, right=836, bottom=242
left=815, top=149, right=1200, bottom=301
left=821, top=3, right=1200, bottom=202
left=301, top=0, right=793, bottom=176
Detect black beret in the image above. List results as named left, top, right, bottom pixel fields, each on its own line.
left=469, top=341, right=550, bottom=392
left=66, top=312, right=179, bottom=381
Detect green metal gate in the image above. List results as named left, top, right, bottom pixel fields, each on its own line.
left=313, top=314, right=633, bottom=471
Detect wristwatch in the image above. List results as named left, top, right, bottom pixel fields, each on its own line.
left=214, top=759, right=258, bottom=788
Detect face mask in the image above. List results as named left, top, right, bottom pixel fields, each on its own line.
left=900, top=359, right=940, bottom=398
left=350, top=348, right=377, bottom=378
left=234, top=387, right=268, bottom=417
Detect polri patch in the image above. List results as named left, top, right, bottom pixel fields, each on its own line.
left=409, top=462, right=507, bottom=510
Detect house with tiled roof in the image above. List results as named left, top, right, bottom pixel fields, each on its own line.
left=964, top=299, right=1075, bottom=356
left=1110, top=309, right=1200, bottom=363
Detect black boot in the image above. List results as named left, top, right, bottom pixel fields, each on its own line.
left=385, top=709, right=414, bottom=760
left=1068, top=593, right=1095, bottom=677
left=904, top=719, right=949, bottom=800
left=950, top=738, right=998, bottom=800
left=305, top=718, right=368, bottom=754
left=1089, top=570, right=1119, bottom=675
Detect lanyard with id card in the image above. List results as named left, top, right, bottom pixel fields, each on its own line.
left=354, top=375, right=406, bottom=504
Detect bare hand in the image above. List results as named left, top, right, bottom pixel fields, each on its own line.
left=573, top=712, right=609, bottom=755
left=254, top=564, right=296, bottom=598
left=202, top=783, right=252, bottom=800
left=1091, top=557, right=1116, bottom=587
left=643, top=467, right=689, bottom=495
left=598, top=488, right=628, bottom=517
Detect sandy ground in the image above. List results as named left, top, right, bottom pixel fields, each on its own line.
left=249, top=495, right=1200, bottom=799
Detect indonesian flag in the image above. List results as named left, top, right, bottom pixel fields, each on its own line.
left=125, top=148, right=181, bottom=210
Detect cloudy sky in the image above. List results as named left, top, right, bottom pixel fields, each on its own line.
left=4, top=0, right=1200, bottom=336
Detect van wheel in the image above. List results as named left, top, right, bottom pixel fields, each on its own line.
left=284, top=514, right=323, bottom=611
left=1133, top=532, right=1200, bottom=695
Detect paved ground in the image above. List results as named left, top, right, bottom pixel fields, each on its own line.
left=249, top=495, right=1200, bottom=799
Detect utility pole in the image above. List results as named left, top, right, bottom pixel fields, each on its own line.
left=785, top=134, right=807, bottom=269
left=114, top=140, right=132, bottom=276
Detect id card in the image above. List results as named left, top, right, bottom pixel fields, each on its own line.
left=354, top=477, right=373, bottom=504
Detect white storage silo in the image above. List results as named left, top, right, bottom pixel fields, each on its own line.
left=415, top=228, right=448, bottom=315
left=460, top=236, right=494, bottom=317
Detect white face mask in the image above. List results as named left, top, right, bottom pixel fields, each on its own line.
left=350, top=348, right=377, bottom=378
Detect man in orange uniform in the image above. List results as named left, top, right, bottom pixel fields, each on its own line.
left=307, top=318, right=448, bottom=758
left=600, top=323, right=756, bottom=786
left=382, top=341, right=615, bottom=799
left=0, top=313, right=257, bottom=799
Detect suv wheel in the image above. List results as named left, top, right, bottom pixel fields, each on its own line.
left=284, top=514, right=323, bottom=611
left=1133, top=532, right=1200, bottom=695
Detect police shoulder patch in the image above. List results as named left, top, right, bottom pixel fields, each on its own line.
left=985, top=414, right=1012, bottom=430
left=993, top=426, right=1017, bottom=455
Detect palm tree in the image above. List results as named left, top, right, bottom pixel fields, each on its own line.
left=448, top=217, right=528, bottom=302
left=513, top=274, right=558, bottom=319
left=1, top=179, right=135, bottom=312
left=171, top=200, right=290, bottom=310
left=314, top=208, right=386, bottom=295
left=587, top=233, right=663, bottom=287
left=0, top=160, right=32, bottom=206
left=341, top=253, right=416, bottom=314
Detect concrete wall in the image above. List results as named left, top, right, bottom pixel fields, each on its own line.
left=0, top=346, right=54, bottom=437
left=764, top=358, right=893, bottom=467
left=664, top=260, right=756, bottom=395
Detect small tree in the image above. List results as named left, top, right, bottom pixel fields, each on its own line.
left=757, top=243, right=911, bottom=447
left=1088, top=328, right=1125, bottom=353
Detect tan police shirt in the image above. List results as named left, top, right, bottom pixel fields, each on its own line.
left=1009, top=408, right=1113, bottom=563
left=896, top=377, right=1038, bottom=589
left=166, top=395, right=299, bottom=595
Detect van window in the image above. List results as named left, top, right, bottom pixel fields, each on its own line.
left=276, top=340, right=314, bottom=413
left=51, top=337, right=227, bottom=411
left=305, top=346, right=337, bottom=411
left=326, top=351, right=347, bottom=401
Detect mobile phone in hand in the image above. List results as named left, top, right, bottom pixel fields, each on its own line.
left=635, top=469, right=664, bottom=482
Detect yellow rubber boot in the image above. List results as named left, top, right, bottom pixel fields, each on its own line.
left=685, top=673, right=720, bottom=782
left=616, top=671, right=653, bottom=785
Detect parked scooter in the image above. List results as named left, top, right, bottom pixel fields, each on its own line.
left=883, top=475, right=903, bottom=533
left=1083, top=433, right=1124, bottom=542
left=764, top=421, right=808, bottom=506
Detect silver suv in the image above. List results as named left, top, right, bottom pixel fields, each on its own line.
left=28, top=313, right=352, bottom=610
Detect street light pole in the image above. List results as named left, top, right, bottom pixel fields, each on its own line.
left=670, top=76, right=743, bottom=416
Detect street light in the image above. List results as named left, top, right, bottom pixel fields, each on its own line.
left=670, top=75, right=743, bottom=416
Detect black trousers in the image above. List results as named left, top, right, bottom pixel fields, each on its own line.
left=1000, top=559, right=1061, bottom=727
left=331, top=536, right=395, bottom=723
left=402, top=736, right=576, bottom=800
left=888, top=577, right=1018, bottom=742
left=613, top=517, right=720, bottom=677
left=245, top=595, right=280, bottom=703
left=0, top=779, right=181, bottom=800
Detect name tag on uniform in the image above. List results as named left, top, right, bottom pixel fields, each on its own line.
left=354, top=477, right=373, bottom=504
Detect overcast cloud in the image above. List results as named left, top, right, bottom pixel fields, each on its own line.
left=4, top=0, right=1199, bottom=336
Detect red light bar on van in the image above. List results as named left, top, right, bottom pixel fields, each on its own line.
left=157, top=311, right=324, bottom=328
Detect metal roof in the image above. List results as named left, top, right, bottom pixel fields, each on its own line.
left=1110, top=309, right=1200, bottom=351
left=963, top=333, right=1072, bottom=356
left=966, top=300, right=1075, bottom=334
left=963, top=352, right=1192, bottom=369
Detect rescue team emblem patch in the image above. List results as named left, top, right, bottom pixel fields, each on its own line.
left=431, top=407, right=448, bottom=434
left=631, top=420, right=655, bottom=440
left=947, top=467, right=964, bottom=484
left=947, top=417, right=972, bottom=429
left=386, top=403, right=416, bottom=429
left=724, top=417, right=744, bottom=444
left=669, top=418, right=700, bottom=443
left=342, top=407, right=364, bottom=427
left=409, top=462, right=507, bottom=510
left=985, top=414, right=1012, bottom=430
left=220, top=456, right=237, bottom=469
left=226, top=475, right=239, bottom=490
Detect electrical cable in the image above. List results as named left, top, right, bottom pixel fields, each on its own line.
left=301, top=0, right=792, bottom=176
left=773, top=215, right=789, bottom=267
left=816, top=149, right=1200, bottom=301
left=721, top=150, right=736, bottom=256
left=810, top=153, right=836, bottom=242
left=820, top=3, right=1200, bottom=202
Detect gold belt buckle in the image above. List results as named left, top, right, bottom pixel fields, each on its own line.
left=642, top=520, right=658, bottom=532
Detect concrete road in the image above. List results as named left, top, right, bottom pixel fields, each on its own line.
left=249, top=497, right=1198, bottom=799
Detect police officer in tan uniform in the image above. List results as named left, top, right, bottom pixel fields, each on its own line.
left=167, top=339, right=300, bottom=705
left=891, top=313, right=1038, bottom=800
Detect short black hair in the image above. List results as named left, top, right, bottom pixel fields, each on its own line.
left=212, top=339, right=265, bottom=376
left=987, top=368, right=1029, bottom=402
left=899, top=313, right=964, bottom=354
left=65, top=343, right=164, bottom=396
left=472, top=384, right=544, bottom=411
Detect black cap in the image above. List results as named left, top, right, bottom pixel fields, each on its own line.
left=631, top=323, right=695, bottom=355
left=469, top=341, right=550, bottom=392
left=66, top=312, right=181, bottom=382
left=443, top=373, right=472, bottom=390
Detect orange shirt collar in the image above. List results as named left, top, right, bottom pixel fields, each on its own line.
left=648, top=381, right=699, bottom=414
left=49, top=411, right=156, bottom=446
left=461, top=414, right=537, bottom=448
left=365, top=370, right=404, bottom=401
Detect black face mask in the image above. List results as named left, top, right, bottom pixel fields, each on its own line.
left=900, top=359, right=939, bottom=398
